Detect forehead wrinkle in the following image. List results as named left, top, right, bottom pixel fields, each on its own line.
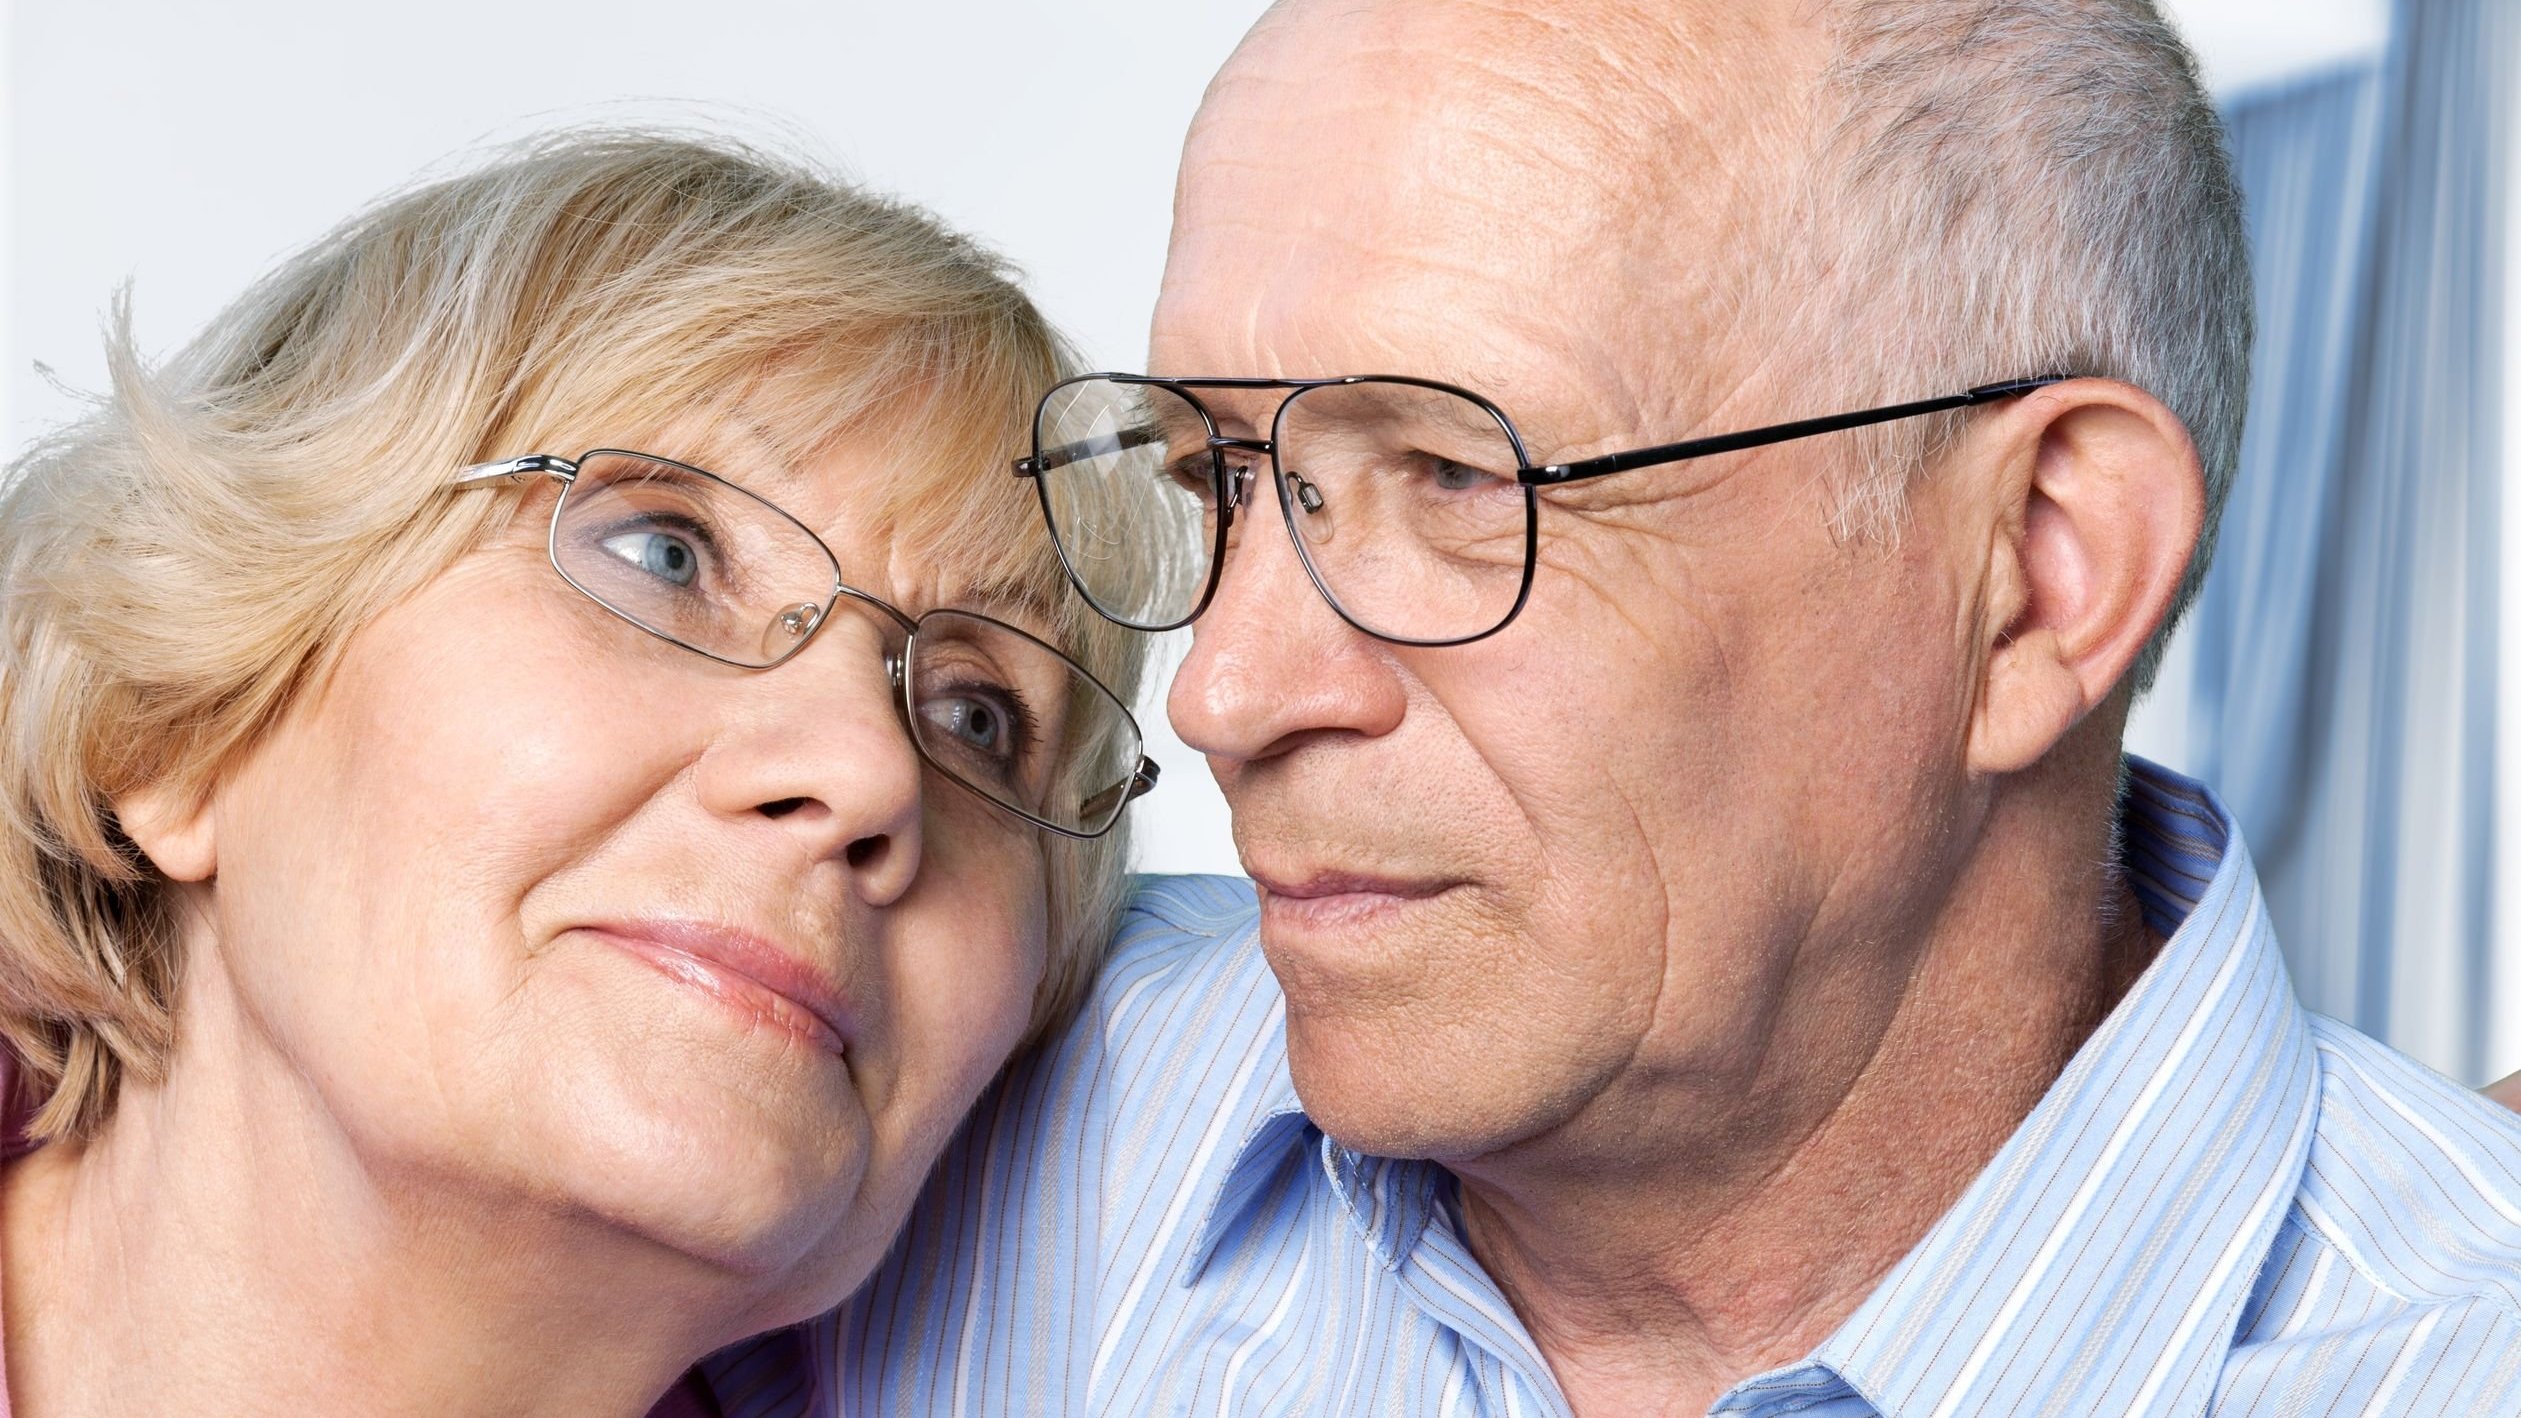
left=928, top=572, right=1062, bottom=632
left=1166, top=213, right=1576, bottom=375
left=1185, top=5, right=1806, bottom=412
left=1239, top=0, right=1803, bottom=189
left=1170, top=2, right=1842, bottom=501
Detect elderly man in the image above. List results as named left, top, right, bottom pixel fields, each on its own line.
left=737, top=1, right=2521, bottom=1414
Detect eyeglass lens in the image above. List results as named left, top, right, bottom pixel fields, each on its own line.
left=549, top=451, right=1141, bottom=835
left=1030, top=378, right=1532, bottom=643
left=1031, top=380, right=1220, bottom=631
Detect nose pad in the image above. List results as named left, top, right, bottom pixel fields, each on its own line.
left=1223, top=460, right=1258, bottom=512
left=761, top=601, right=826, bottom=661
left=1285, top=471, right=1333, bottom=545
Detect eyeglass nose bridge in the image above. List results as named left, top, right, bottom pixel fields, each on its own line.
left=774, top=588, right=927, bottom=761
left=750, top=582, right=922, bottom=675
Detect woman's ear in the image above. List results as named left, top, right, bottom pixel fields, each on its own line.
left=1967, top=379, right=2204, bottom=776
left=114, top=782, right=217, bottom=882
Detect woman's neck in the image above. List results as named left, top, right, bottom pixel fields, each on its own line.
left=1, top=1008, right=738, bottom=1417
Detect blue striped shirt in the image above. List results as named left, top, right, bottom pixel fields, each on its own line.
left=708, top=759, right=2521, bottom=1415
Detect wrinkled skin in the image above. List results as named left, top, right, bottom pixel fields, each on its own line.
left=5, top=415, right=1052, bottom=1416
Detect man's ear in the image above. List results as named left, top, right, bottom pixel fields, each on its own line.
left=113, top=781, right=217, bottom=883
left=1967, top=379, right=2204, bottom=776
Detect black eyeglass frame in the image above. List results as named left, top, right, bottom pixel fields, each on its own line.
left=453, top=448, right=1160, bottom=839
left=1014, top=373, right=2067, bottom=647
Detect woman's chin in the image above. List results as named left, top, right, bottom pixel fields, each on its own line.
left=489, top=1037, right=881, bottom=1286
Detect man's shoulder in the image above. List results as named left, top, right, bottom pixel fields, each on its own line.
left=893, top=871, right=1277, bottom=1204
left=937, top=873, right=1274, bottom=1152
left=2292, top=1018, right=2521, bottom=1316
left=1117, top=871, right=1262, bottom=939
left=819, top=875, right=1284, bottom=1416
left=2304, top=1018, right=2521, bottom=1245
left=2205, top=1020, right=2521, bottom=1413
left=1069, top=873, right=1273, bottom=1063
left=1102, top=872, right=1263, bottom=978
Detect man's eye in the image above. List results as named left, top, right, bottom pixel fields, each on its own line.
left=1163, top=455, right=1216, bottom=501
left=599, top=528, right=702, bottom=587
left=1427, top=457, right=1498, bottom=492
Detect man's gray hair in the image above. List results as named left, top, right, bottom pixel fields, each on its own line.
left=1804, top=0, right=2251, bottom=692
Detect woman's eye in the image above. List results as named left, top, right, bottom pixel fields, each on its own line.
left=920, top=688, right=1029, bottom=763
left=599, top=528, right=701, bottom=587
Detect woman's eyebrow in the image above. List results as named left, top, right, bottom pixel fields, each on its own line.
left=938, top=575, right=1060, bottom=629
left=661, top=408, right=815, bottom=491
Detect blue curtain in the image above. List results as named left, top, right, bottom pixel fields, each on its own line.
left=2188, top=68, right=2384, bottom=853
left=2186, top=0, right=2515, bottom=1082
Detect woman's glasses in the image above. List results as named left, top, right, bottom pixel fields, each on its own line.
left=452, top=449, right=1157, bottom=839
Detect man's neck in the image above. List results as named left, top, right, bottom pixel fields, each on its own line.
left=1, top=992, right=741, bottom=1417
left=1451, top=785, right=2162, bottom=1417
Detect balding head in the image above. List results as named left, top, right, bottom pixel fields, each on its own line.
left=1164, top=0, right=1828, bottom=443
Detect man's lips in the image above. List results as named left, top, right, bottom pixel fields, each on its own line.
left=580, top=920, right=855, bottom=1055
left=1249, top=870, right=1456, bottom=902
left=1247, top=869, right=1462, bottom=925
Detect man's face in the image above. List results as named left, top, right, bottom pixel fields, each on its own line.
left=1156, top=0, right=1994, bottom=1170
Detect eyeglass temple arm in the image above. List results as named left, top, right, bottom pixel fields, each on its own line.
left=451, top=453, right=581, bottom=489
left=1521, top=377, right=2067, bottom=487
left=1013, top=428, right=1165, bottom=478
left=1076, top=756, right=1163, bottom=825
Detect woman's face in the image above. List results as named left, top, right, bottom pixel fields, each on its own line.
left=147, top=416, right=1055, bottom=1327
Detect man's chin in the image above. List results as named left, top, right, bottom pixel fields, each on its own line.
left=1281, top=1017, right=1588, bottom=1165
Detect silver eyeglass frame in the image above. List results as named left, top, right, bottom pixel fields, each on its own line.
left=452, top=450, right=1160, bottom=839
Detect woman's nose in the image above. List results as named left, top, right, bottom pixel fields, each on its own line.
left=692, top=608, right=924, bottom=905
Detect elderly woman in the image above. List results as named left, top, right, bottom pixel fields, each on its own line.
left=0, top=133, right=1152, bottom=1415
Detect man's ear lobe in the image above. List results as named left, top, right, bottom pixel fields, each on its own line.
left=113, top=782, right=216, bottom=883
left=1967, top=380, right=2204, bottom=776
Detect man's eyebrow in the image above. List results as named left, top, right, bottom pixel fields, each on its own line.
left=1414, top=393, right=1514, bottom=441
left=1320, top=383, right=1521, bottom=452
left=1151, top=397, right=1211, bottom=443
left=1104, top=386, right=1212, bottom=448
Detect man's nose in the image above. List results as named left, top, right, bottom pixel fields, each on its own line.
left=1168, top=475, right=1407, bottom=764
left=693, top=609, right=924, bottom=904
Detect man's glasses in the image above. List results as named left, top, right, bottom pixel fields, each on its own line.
left=1015, top=374, right=2064, bottom=646
left=452, top=449, right=1158, bottom=838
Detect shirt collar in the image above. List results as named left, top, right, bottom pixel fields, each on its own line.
left=1799, top=758, right=2320, bottom=1417
left=1183, top=935, right=1311, bottom=1281
left=1189, top=1090, right=1452, bottom=1283
left=1183, top=930, right=1452, bottom=1281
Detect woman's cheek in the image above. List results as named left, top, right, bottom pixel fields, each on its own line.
left=890, top=854, right=1047, bottom=1118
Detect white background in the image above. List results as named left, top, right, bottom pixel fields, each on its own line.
left=2, top=0, right=2391, bottom=878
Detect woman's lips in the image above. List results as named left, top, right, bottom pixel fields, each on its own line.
left=581, top=920, right=854, bottom=1056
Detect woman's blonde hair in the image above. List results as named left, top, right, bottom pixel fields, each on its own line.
left=0, top=130, right=1145, bottom=1141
